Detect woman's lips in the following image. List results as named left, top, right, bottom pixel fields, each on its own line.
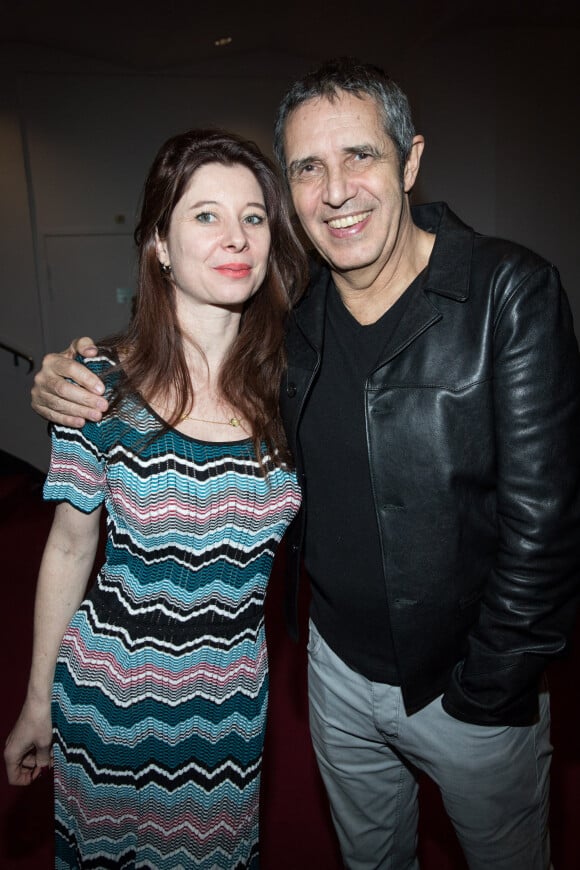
left=214, top=263, right=252, bottom=278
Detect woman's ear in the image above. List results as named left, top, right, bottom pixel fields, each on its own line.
left=155, top=228, right=170, bottom=269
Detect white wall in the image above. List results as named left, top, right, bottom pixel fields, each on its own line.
left=1, top=28, right=578, bottom=471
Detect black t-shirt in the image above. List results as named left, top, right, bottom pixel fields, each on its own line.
left=301, top=273, right=424, bottom=682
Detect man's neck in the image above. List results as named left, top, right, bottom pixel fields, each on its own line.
left=333, top=225, right=435, bottom=326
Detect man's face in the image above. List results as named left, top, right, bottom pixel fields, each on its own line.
left=283, top=91, right=421, bottom=282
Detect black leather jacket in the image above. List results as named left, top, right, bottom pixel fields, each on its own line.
left=279, top=202, right=580, bottom=726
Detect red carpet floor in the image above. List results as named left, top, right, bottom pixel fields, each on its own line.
left=1, top=452, right=579, bottom=868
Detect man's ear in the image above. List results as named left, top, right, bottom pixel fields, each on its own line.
left=403, top=135, right=425, bottom=193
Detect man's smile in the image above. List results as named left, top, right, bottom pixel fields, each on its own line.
left=326, top=210, right=372, bottom=232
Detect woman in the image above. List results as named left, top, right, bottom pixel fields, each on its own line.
left=4, top=129, right=307, bottom=869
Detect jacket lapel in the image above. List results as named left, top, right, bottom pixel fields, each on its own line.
left=288, top=257, right=332, bottom=363
left=372, top=290, right=442, bottom=370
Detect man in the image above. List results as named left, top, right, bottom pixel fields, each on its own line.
left=31, top=59, right=580, bottom=869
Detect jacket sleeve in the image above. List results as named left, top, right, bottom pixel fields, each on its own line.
left=443, top=263, right=580, bottom=725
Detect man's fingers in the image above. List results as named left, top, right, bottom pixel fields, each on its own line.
left=45, top=375, right=106, bottom=409
left=31, top=348, right=109, bottom=426
left=35, top=407, right=95, bottom=428
left=71, top=336, right=98, bottom=357
left=33, top=386, right=105, bottom=424
left=31, top=390, right=106, bottom=425
left=39, top=354, right=105, bottom=396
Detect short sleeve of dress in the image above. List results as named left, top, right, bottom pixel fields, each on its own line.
left=43, top=354, right=116, bottom=513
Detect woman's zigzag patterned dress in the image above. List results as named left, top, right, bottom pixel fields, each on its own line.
left=44, top=354, right=301, bottom=869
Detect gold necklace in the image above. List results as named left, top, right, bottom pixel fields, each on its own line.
left=181, top=414, right=242, bottom=428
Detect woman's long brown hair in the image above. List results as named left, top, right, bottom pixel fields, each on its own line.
left=106, top=129, right=308, bottom=466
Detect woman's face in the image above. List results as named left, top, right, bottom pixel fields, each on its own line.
left=156, top=162, right=271, bottom=315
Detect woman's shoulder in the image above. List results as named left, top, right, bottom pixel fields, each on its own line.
left=76, top=346, right=118, bottom=372
left=75, top=347, right=121, bottom=399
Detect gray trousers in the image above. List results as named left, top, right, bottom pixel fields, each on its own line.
left=307, top=620, right=552, bottom=870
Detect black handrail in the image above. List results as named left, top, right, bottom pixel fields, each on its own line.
left=0, top=341, right=34, bottom=374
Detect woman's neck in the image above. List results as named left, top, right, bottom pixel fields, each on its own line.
left=177, top=301, right=242, bottom=384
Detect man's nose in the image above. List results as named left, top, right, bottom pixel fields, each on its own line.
left=322, top=166, right=355, bottom=207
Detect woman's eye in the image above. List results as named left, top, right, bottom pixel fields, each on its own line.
left=243, top=214, right=266, bottom=225
left=195, top=212, right=216, bottom=223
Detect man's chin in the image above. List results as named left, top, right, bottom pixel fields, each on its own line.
left=326, top=255, right=378, bottom=277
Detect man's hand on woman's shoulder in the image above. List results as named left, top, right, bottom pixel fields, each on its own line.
left=31, top=337, right=109, bottom=427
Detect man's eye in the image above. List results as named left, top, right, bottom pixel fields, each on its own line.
left=195, top=212, right=216, bottom=223
left=291, top=162, right=323, bottom=180
left=301, top=163, right=323, bottom=176
left=345, top=151, right=376, bottom=172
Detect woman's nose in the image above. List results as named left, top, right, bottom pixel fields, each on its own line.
left=222, top=220, right=248, bottom=251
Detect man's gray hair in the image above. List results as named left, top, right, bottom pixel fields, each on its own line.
left=273, top=57, right=416, bottom=179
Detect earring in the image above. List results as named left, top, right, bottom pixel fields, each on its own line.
left=160, top=262, right=172, bottom=275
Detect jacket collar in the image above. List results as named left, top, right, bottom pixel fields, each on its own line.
left=289, top=254, right=332, bottom=353
left=412, top=202, right=474, bottom=301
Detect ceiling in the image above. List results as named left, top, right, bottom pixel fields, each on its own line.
left=3, top=0, right=579, bottom=74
